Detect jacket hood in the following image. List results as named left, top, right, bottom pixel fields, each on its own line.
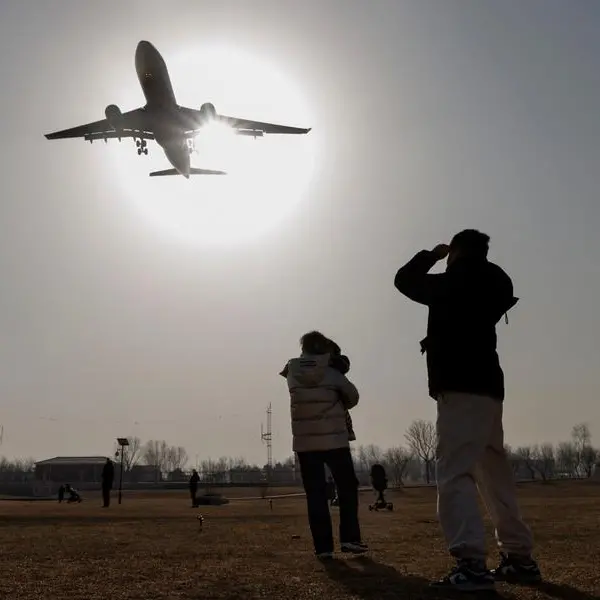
left=285, top=353, right=331, bottom=386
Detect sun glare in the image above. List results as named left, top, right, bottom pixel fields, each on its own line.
left=107, top=43, right=318, bottom=246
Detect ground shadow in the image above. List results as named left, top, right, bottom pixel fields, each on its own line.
left=527, top=582, right=600, bottom=600
left=322, top=556, right=514, bottom=600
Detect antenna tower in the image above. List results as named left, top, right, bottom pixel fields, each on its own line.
left=260, top=403, right=273, bottom=471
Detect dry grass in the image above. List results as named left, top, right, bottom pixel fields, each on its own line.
left=1, top=481, right=599, bottom=599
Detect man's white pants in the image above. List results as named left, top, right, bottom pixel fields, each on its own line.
left=436, top=392, right=533, bottom=562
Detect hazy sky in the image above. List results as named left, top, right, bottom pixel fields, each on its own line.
left=1, top=0, right=599, bottom=466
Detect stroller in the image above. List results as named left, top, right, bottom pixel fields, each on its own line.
left=368, top=463, right=393, bottom=511
left=64, top=484, right=83, bottom=503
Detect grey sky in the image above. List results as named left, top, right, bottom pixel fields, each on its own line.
left=0, top=0, right=598, bottom=465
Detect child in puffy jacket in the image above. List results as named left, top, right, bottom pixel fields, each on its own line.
left=280, top=331, right=367, bottom=559
left=280, top=340, right=356, bottom=441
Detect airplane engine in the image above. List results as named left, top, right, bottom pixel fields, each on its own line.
left=200, top=102, right=217, bottom=120
left=105, top=104, right=123, bottom=130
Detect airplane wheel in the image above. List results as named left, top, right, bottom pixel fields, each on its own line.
left=136, top=140, right=142, bottom=148
left=141, top=139, right=147, bottom=148
left=137, top=148, right=142, bottom=155
left=143, top=148, right=148, bottom=155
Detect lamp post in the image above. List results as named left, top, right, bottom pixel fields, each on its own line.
left=116, top=437, right=129, bottom=505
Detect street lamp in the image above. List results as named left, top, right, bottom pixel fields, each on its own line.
left=116, top=438, right=129, bottom=505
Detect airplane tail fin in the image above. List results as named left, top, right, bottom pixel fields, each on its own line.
left=149, top=168, right=227, bottom=177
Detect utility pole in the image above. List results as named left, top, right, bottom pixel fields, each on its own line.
left=261, top=403, right=273, bottom=479
left=116, top=438, right=129, bottom=505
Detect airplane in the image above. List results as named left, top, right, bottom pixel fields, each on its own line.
left=45, top=41, right=311, bottom=178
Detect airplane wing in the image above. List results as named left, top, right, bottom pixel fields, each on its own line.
left=216, top=115, right=311, bottom=135
left=45, top=108, right=152, bottom=141
left=178, top=107, right=310, bottom=135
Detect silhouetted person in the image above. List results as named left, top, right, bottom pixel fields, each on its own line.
left=280, top=330, right=367, bottom=560
left=395, top=229, right=541, bottom=591
left=101, top=458, right=115, bottom=508
left=370, top=463, right=388, bottom=505
left=58, top=484, right=65, bottom=503
left=189, top=469, right=200, bottom=507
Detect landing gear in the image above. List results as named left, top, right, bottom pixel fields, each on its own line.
left=136, top=139, right=148, bottom=156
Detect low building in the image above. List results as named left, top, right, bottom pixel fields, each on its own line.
left=35, top=456, right=115, bottom=484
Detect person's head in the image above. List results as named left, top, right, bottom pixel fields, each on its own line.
left=328, top=340, right=341, bottom=356
left=448, top=229, right=490, bottom=266
left=300, top=330, right=332, bottom=355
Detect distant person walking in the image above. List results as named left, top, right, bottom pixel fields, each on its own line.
left=189, top=469, right=200, bottom=507
left=101, top=458, right=114, bottom=508
left=394, top=229, right=541, bottom=592
left=280, top=330, right=367, bottom=559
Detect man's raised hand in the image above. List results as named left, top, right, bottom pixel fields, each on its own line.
left=431, top=244, right=450, bottom=261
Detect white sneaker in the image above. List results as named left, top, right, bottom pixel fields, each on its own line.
left=341, top=542, right=368, bottom=554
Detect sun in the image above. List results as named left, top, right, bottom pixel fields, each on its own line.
left=107, top=43, right=318, bottom=246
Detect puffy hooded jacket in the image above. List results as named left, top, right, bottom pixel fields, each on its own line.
left=282, top=353, right=359, bottom=453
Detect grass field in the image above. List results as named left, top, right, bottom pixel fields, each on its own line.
left=1, top=481, right=599, bottom=600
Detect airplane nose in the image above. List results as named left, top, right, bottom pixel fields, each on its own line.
left=135, top=41, right=154, bottom=72
left=135, top=41, right=155, bottom=61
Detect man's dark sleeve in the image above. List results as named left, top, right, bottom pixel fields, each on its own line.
left=394, top=250, right=441, bottom=306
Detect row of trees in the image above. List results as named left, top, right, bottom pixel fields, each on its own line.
left=118, top=437, right=189, bottom=475
left=0, top=422, right=597, bottom=485
left=350, top=420, right=599, bottom=485
left=505, top=423, right=598, bottom=481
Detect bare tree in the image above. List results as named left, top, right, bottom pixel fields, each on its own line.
left=355, top=445, right=371, bottom=475
left=581, top=446, right=598, bottom=478
left=504, top=445, right=521, bottom=477
left=168, top=446, right=189, bottom=471
left=364, top=444, right=385, bottom=471
left=532, top=444, right=555, bottom=482
left=227, top=456, right=249, bottom=471
left=124, top=436, right=142, bottom=471
left=572, top=423, right=591, bottom=449
left=515, top=446, right=536, bottom=480
left=383, top=446, right=412, bottom=486
left=572, top=423, right=592, bottom=477
left=142, top=440, right=170, bottom=480
left=556, top=441, right=578, bottom=478
left=0, top=457, right=35, bottom=483
left=405, top=420, right=436, bottom=483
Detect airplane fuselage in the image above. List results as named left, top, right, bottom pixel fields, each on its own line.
left=134, top=41, right=191, bottom=177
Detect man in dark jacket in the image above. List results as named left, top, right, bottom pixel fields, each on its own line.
left=394, top=229, right=540, bottom=592
left=189, top=469, right=200, bottom=507
left=101, top=458, right=114, bottom=508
